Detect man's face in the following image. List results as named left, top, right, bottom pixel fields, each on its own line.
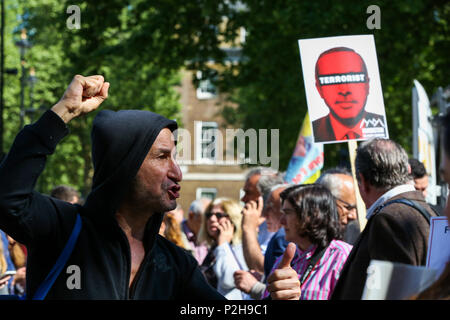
left=241, top=174, right=261, bottom=204
left=413, top=175, right=429, bottom=198
left=130, top=128, right=182, bottom=214
left=334, top=174, right=357, bottom=225
left=262, top=188, right=284, bottom=232
left=188, top=200, right=210, bottom=236
left=316, top=51, right=370, bottom=125
left=189, top=212, right=203, bottom=236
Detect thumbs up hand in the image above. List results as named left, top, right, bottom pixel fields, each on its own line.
left=267, top=242, right=301, bottom=300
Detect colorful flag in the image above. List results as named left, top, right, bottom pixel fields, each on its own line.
left=284, top=112, right=324, bottom=184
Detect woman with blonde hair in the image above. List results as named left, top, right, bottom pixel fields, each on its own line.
left=198, top=197, right=248, bottom=299
left=159, top=210, right=192, bottom=255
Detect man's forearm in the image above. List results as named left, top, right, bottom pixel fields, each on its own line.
left=242, top=228, right=265, bottom=273
left=0, top=110, right=69, bottom=241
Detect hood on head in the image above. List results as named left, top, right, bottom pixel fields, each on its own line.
left=82, top=109, right=177, bottom=227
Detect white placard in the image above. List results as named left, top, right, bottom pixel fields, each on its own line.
left=426, top=216, right=450, bottom=277
left=362, top=260, right=437, bottom=300
left=298, top=35, right=389, bottom=144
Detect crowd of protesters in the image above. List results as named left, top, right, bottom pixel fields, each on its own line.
left=3, top=137, right=448, bottom=300
left=0, top=74, right=449, bottom=300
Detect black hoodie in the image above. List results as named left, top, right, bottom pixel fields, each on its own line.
left=0, top=109, right=225, bottom=300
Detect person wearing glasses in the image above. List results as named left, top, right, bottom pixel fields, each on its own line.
left=332, top=138, right=436, bottom=300
left=317, top=167, right=360, bottom=245
left=198, top=198, right=249, bottom=299
left=262, top=184, right=352, bottom=300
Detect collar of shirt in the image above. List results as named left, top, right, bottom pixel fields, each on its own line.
left=365, top=184, right=416, bottom=220
left=293, top=243, right=318, bottom=264
left=329, top=113, right=364, bottom=141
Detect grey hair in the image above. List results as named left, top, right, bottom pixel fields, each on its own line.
left=270, top=183, right=290, bottom=193
left=245, top=166, right=278, bottom=181
left=189, top=199, right=207, bottom=216
left=262, top=183, right=291, bottom=211
left=355, top=138, right=410, bottom=190
left=317, top=167, right=352, bottom=199
left=257, top=172, right=285, bottom=200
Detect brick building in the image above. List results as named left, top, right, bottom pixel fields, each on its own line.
left=175, top=67, right=247, bottom=213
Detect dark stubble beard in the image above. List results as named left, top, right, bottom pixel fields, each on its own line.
left=124, top=176, right=176, bottom=216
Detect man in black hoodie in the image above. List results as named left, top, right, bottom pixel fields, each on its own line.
left=0, top=75, right=225, bottom=299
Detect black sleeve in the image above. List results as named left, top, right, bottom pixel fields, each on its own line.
left=0, top=110, right=73, bottom=245
left=182, top=266, right=227, bottom=300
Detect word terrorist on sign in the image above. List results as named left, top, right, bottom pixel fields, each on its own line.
left=318, top=73, right=366, bottom=86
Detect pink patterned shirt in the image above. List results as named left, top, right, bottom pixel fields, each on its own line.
left=262, top=240, right=352, bottom=300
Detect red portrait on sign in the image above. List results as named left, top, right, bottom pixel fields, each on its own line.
left=312, top=47, right=386, bottom=142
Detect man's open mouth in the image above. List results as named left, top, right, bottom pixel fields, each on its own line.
left=168, top=184, right=180, bottom=199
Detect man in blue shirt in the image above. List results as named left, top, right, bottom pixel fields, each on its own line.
left=235, top=184, right=290, bottom=299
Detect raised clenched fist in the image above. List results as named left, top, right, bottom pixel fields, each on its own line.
left=51, top=75, right=109, bottom=123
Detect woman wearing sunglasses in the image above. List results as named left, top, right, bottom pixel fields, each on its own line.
left=198, top=197, right=248, bottom=299
left=263, top=184, right=352, bottom=300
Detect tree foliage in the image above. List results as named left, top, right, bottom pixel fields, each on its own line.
left=219, top=0, right=450, bottom=170
left=4, top=0, right=228, bottom=196
left=2, top=0, right=448, bottom=196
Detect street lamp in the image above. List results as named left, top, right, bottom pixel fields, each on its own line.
left=25, top=67, right=38, bottom=122
left=15, top=29, right=32, bottom=129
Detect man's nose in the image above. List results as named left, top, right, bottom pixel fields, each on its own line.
left=168, top=158, right=183, bottom=182
left=338, top=91, right=351, bottom=97
left=347, top=209, right=357, bottom=221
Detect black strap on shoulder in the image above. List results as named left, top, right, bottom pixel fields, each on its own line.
left=300, top=245, right=327, bottom=285
left=374, top=198, right=431, bottom=224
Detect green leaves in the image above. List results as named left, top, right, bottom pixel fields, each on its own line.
left=218, top=0, right=449, bottom=170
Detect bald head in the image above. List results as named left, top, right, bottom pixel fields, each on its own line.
left=318, top=171, right=357, bottom=225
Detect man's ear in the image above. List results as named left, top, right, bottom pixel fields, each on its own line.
left=358, top=173, right=370, bottom=195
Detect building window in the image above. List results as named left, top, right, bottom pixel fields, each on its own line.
left=196, top=188, right=217, bottom=201
left=196, top=71, right=218, bottom=100
left=195, top=121, right=218, bottom=162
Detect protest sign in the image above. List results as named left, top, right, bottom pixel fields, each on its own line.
left=284, top=112, right=323, bottom=184
left=412, top=80, right=438, bottom=205
left=426, top=216, right=450, bottom=277
left=362, top=260, right=437, bottom=300
left=298, top=35, right=388, bottom=144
